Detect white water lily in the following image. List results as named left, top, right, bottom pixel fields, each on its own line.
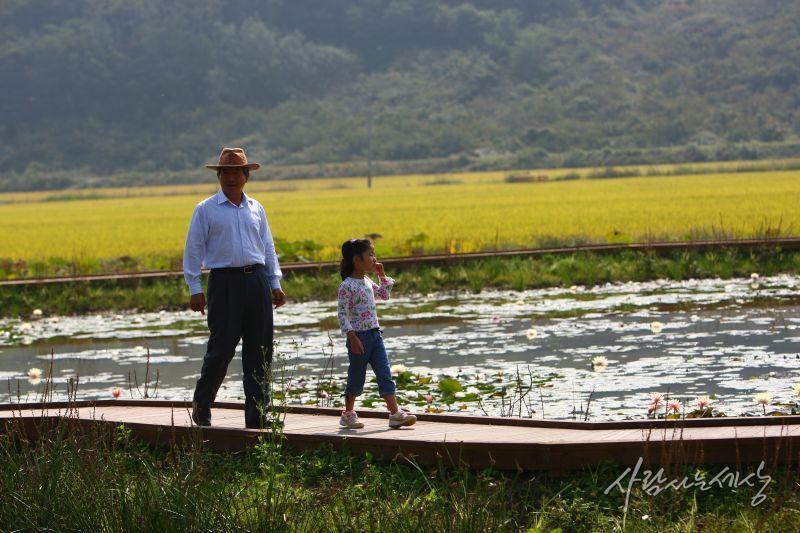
left=754, top=392, right=772, bottom=406
left=391, top=364, right=407, bottom=375
left=27, top=367, right=42, bottom=380
left=454, top=391, right=466, bottom=399
left=32, top=309, right=43, bottom=317
left=649, top=321, right=664, bottom=334
left=750, top=272, right=760, bottom=280
left=525, top=328, right=538, bottom=340
left=750, top=282, right=760, bottom=290
left=793, top=384, right=800, bottom=396
left=591, top=356, right=608, bottom=368
left=19, top=322, right=33, bottom=331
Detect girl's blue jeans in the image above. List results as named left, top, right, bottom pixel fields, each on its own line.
left=345, top=328, right=396, bottom=398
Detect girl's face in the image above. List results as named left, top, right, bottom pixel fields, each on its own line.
left=353, top=246, right=377, bottom=273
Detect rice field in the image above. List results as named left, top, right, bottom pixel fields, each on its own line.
left=0, top=163, right=798, bottom=275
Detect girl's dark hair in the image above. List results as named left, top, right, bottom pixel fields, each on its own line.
left=340, top=238, right=372, bottom=280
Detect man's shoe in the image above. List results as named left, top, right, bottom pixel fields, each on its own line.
left=191, top=403, right=211, bottom=427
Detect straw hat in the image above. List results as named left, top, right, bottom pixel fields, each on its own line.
left=205, top=147, right=260, bottom=171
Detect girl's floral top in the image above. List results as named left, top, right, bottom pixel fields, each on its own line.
left=337, top=275, right=395, bottom=335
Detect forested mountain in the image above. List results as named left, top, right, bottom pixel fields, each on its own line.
left=1, top=0, right=799, bottom=190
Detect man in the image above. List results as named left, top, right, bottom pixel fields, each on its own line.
left=183, top=147, right=286, bottom=429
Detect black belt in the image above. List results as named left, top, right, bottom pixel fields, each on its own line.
left=210, top=264, right=264, bottom=274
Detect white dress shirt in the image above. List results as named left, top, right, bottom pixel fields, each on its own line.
left=183, top=189, right=282, bottom=295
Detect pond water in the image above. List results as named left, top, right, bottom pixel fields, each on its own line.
left=2, top=274, right=800, bottom=420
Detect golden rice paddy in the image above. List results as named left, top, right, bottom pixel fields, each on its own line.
left=0, top=163, right=798, bottom=270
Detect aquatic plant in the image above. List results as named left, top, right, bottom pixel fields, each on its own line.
left=754, top=392, right=773, bottom=415
left=695, top=396, right=712, bottom=409
left=649, top=392, right=664, bottom=405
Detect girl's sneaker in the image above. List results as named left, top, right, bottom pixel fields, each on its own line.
left=339, top=410, right=364, bottom=429
left=388, top=410, right=417, bottom=428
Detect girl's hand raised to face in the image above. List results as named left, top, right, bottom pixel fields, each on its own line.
left=374, top=262, right=385, bottom=277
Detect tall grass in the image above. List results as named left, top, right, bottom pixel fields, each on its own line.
left=3, top=247, right=800, bottom=318
left=3, top=412, right=800, bottom=531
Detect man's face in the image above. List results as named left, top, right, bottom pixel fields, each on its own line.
left=218, top=167, right=247, bottom=195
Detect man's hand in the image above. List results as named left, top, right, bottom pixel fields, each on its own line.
left=347, top=331, right=364, bottom=355
left=190, top=293, right=207, bottom=315
left=272, top=288, right=286, bottom=308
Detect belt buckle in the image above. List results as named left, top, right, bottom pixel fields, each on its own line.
left=243, top=265, right=254, bottom=274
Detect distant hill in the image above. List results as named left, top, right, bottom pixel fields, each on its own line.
left=1, top=0, right=799, bottom=191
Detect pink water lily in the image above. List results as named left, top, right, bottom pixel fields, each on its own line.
left=649, top=392, right=664, bottom=405
left=111, top=388, right=121, bottom=399
left=695, top=396, right=712, bottom=409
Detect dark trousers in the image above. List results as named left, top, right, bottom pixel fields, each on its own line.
left=192, top=264, right=273, bottom=425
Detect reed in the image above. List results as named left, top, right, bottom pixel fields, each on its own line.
left=2, top=247, right=799, bottom=318
left=2, top=406, right=800, bottom=530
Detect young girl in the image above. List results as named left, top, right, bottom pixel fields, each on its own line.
left=337, top=238, right=417, bottom=429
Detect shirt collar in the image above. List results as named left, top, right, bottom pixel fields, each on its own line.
left=215, top=189, right=250, bottom=206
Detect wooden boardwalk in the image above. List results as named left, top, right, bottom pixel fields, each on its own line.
left=2, top=400, right=800, bottom=470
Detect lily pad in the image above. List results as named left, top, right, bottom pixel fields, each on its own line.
left=438, top=378, right=463, bottom=394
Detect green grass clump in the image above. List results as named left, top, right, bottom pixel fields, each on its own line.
left=2, top=248, right=798, bottom=318
left=1, top=418, right=799, bottom=531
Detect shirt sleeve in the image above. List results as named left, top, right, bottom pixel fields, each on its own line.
left=371, top=275, right=395, bottom=301
left=259, top=205, right=283, bottom=290
left=183, top=203, right=207, bottom=295
left=337, top=283, right=354, bottom=335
